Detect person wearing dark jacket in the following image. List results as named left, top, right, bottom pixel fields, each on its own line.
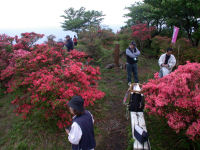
left=65, top=35, right=74, bottom=52
left=65, top=96, right=96, bottom=150
left=126, top=41, right=140, bottom=85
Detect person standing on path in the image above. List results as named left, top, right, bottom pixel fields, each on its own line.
left=158, top=47, right=176, bottom=77
left=65, top=35, right=74, bottom=52
left=65, top=96, right=96, bottom=150
left=126, top=41, right=141, bottom=85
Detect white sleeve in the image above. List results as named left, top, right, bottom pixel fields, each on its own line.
left=68, top=122, right=82, bottom=145
left=168, top=55, right=176, bottom=69
left=158, top=54, right=165, bottom=67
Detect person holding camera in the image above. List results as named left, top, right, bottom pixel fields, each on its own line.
left=126, top=41, right=141, bottom=85
left=65, top=96, right=95, bottom=150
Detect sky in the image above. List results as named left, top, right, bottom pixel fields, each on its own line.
left=0, top=0, right=141, bottom=41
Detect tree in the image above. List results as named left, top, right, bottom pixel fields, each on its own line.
left=131, top=23, right=155, bottom=49
left=125, top=2, right=165, bottom=33
left=144, top=0, right=200, bottom=46
left=61, top=7, right=104, bottom=34
left=45, top=34, right=56, bottom=47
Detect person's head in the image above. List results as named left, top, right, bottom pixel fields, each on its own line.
left=129, top=41, right=136, bottom=49
left=68, top=96, right=85, bottom=116
left=166, top=47, right=173, bottom=55
left=66, top=35, right=70, bottom=40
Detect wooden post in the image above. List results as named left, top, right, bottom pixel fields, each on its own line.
left=114, top=44, right=120, bottom=67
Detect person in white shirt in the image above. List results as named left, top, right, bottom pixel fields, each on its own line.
left=158, top=47, right=176, bottom=77
left=65, top=96, right=95, bottom=150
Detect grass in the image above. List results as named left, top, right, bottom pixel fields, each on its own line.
left=126, top=125, right=134, bottom=150
left=0, top=91, right=71, bottom=150
left=145, top=114, right=200, bottom=150
left=1, top=45, right=199, bottom=150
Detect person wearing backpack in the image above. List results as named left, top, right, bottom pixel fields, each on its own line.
left=126, top=41, right=140, bottom=85
left=65, top=96, right=96, bottom=150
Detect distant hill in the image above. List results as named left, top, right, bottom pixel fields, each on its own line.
left=0, top=25, right=121, bottom=43
left=0, top=27, right=75, bottom=44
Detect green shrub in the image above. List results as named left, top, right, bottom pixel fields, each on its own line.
left=78, top=29, right=103, bottom=59
left=173, top=38, right=200, bottom=65
left=116, top=27, right=131, bottom=50
left=99, top=29, right=116, bottom=46
left=151, top=36, right=171, bottom=57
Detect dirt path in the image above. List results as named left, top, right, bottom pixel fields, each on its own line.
left=94, top=68, right=129, bottom=150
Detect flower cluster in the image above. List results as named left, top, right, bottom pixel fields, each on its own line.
left=13, top=32, right=44, bottom=50
left=132, top=23, right=155, bottom=41
left=0, top=34, right=14, bottom=49
left=0, top=33, right=43, bottom=75
left=1, top=38, right=105, bottom=128
left=143, top=62, right=200, bottom=140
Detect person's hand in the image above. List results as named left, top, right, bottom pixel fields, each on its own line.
left=65, top=128, right=70, bottom=134
left=161, top=64, right=165, bottom=67
left=162, top=64, right=169, bottom=68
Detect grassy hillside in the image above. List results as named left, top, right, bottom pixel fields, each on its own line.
left=1, top=45, right=198, bottom=150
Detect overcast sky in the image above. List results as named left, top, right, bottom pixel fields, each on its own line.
left=0, top=0, right=141, bottom=30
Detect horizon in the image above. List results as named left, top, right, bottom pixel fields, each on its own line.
left=0, top=25, right=121, bottom=43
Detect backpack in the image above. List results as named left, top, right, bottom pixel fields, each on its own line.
left=128, top=93, right=144, bottom=112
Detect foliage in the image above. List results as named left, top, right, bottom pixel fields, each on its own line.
left=78, top=29, right=102, bottom=57
left=13, top=32, right=44, bottom=50
left=0, top=34, right=14, bottom=49
left=98, top=29, right=116, bottom=46
left=143, top=62, right=200, bottom=141
left=45, top=34, right=56, bottom=47
left=61, top=7, right=104, bottom=34
left=144, top=0, right=200, bottom=46
left=179, top=47, right=200, bottom=64
left=117, top=27, right=132, bottom=51
left=0, top=34, right=15, bottom=70
left=125, top=2, right=165, bottom=33
left=0, top=32, right=44, bottom=80
left=173, top=38, right=198, bottom=65
left=151, top=36, right=171, bottom=57
left=0, top=34, right=105, bottom=129
left=131, top=23, right=155, bottom=49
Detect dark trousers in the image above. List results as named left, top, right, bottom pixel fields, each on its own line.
left=127, top=63, right=139, bottom=83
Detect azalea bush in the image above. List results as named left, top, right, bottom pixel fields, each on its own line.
left=173, top=38, right=200, bottom=65
left=143, top=62, right=200, bottom=141
left=131, top=23, right=155, bottom=49
left=0, top=34, right=105, bottom=129
left=13, top=32, right=44, bottom=50
left=0, top=34, right=15, bottom=70
left=0, top=32, right=43, bottom=71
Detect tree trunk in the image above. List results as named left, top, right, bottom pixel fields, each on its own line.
left=114, top=44, right=120, bottom=67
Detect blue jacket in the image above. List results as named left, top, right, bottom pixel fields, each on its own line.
left=72, top=111, right=96, bottom=150
left=66, top=38, right=74, bottom=51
